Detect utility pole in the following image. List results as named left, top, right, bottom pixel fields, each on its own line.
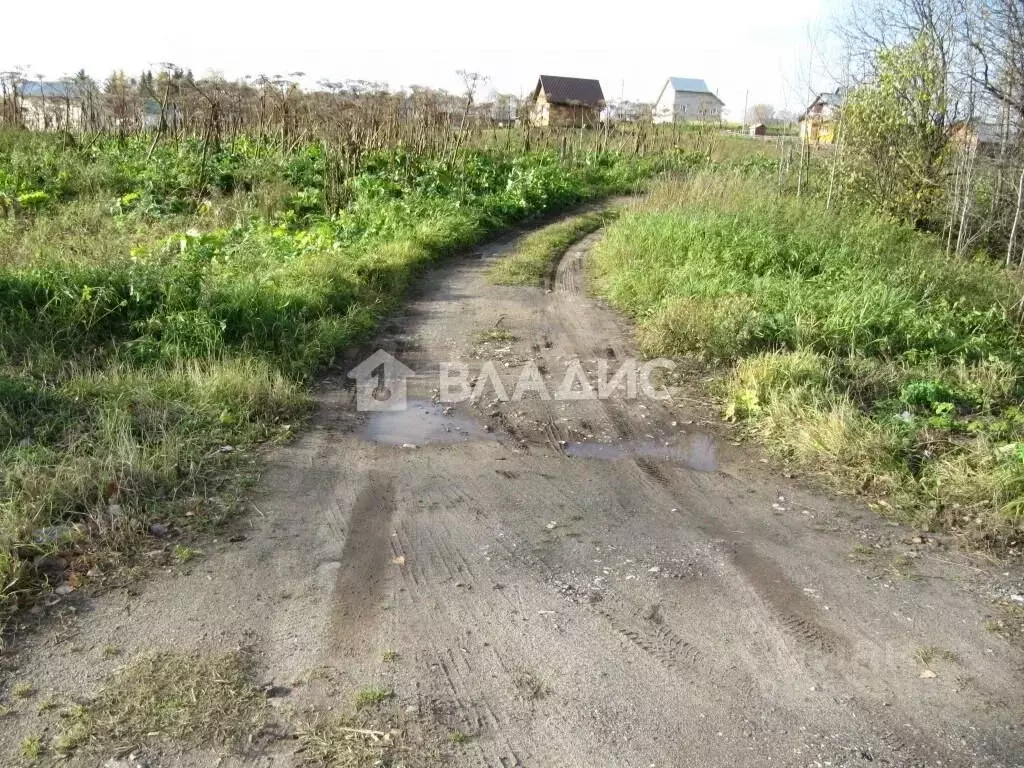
left=741, top=88, right=749, bottom=132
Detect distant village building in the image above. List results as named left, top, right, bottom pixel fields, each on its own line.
left=749, top=123, right=767, bottom=137
left=951, top=121, right=1002, bottom=155
left=799, top=89, right=845, bottom=145
left=602, top=100, right=653, bottom=123
left=488, top=93, right=522, bottom=126
left=598, top=99, right=647, bottom=123
left=529, top=75, right=604, bottom=128
left=20, top=81, right=82, bottom=131
left=652, top=78, right=724, bottom=124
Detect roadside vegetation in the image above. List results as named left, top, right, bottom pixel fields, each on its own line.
left=594, top=172, right=1024, bottom=545
left=488, top=210, right=615, bottom=286
left=590, top=1, right=1024, bottom=549
left=0, top=92, right=726, bottom=626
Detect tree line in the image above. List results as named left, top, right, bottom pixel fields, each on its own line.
left=0, top=66, right=534, bottom=157
left=833, top=0, right=1024, bottom=266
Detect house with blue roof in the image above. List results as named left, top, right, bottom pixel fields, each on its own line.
left=20, top=81, right=76, bottom=99
left=653, top=77, right=724, bottom=124
left=19, top=80, right=82, bottom=130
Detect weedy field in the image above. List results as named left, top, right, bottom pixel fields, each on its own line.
left=592, top=170, right=1024, bottom=546
left=0, top=125, right=724, bottom=624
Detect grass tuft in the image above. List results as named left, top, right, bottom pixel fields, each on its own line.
left=474, top=327, right=517, bottom=344
left=20, top=735, right=41, bottom=760
left=354, top=687, right=394, bottom=710
left=298, top=709, right=447, bottom=768
left=913, top=645, right=960, bottom=665
left=513, top=670, right=550, bottom=700
left=172, top=544, right=200, bottom=564
left=12, top=682, right=33, bottom=699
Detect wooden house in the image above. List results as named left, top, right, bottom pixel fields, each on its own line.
left=529, top=75, right=604, bottom=128
left=799, top=90, right=844, bottom=145
left=652, top=78, right=724, bottom=124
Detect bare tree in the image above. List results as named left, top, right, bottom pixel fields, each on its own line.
left=745, top=103, right=776, bottom=125
left=450, top=70, right=490, bottom=160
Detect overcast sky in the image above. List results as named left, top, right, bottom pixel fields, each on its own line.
left=5, top=0, right=839, bottom=118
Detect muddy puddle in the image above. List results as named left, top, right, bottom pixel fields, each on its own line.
left=565, top=434, right=718, bottom=472
left=363, top=400, right=497, bottom=446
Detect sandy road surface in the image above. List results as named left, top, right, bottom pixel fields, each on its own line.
left=2, top=212, right=1023, bottom=768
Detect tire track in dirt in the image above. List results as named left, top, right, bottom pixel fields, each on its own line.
left=363, top=472, right=539, bottom=767
left=554, top=226, right=844, bottom=661
left=730, top=544, right=842, bottom=655
left=8, top=212, right=1024, bottom=768
left=552, top=236, right=587, bottom=295
left=409, top=557, right=529, bottom=764
left=328, top=221, right=1024, bottom=766
left=544, top=228, right=690, bottom=495
left=625, top=455, right=843, bottom=659
left=327, top=470, right=396, bottom=657
left=592, top=589, right=703, bottom=672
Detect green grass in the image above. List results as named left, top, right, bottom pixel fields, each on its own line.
left=488, top=210, right=616, bottom=286
left=354, top=687, right=394, bottom=710
left=0, top=129, right=701, bottom=625
left=984, top=599, right=1024, bottom=643
left=171, top=544, right=200, bottom=564
left=592, top=172, right=1024, bottom=543
left=849, top=543, right=877, bottom=561
left=19, top=735, right=41, bottom=761
left=43, top=647, right=454, bottom=764
left=474, top=327, right=517, bottom=343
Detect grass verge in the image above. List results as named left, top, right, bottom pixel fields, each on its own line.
left=591, top=171, right=1024, bottom=546
left=488, top=210, right=616, bottom=286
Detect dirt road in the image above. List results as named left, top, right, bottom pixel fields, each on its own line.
left=3, top=212, right=1023, bottom=767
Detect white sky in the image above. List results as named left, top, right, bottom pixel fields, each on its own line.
left=5, top=0, right=837, bottom=118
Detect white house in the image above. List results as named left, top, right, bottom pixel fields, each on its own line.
left=653, top=77, right=724, bottom=124
left=19, top=81, right=82, bottom=131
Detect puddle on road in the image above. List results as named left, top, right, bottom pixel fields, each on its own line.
left=363, top=400, right=497, bottom=446
left=565, top=434, right=718, bottom=472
